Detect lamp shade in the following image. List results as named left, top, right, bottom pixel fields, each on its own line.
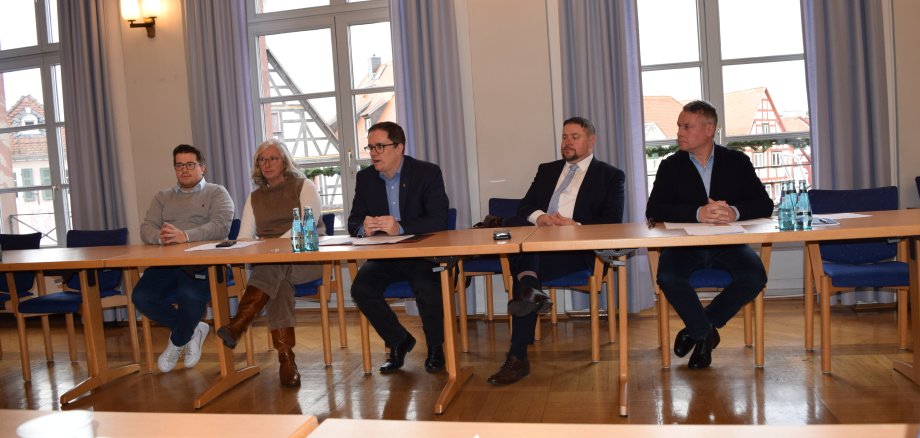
left=120, top=0, right=141, bottom=21
left=142, top=0, right=161, bottom=17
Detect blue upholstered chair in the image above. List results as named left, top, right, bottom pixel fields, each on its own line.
left=0, top=232, right=44, bottom=363
left=647, top=252, right=765, bottom=369
left=459, top=198, right=520, bottom=322
left=807, top=186, right=908, bottom=373
left=915, top=176, right=920, bottom=200
left=15, top=228, right=136, bottom=381
left=354, top=208, right=457, bottom=372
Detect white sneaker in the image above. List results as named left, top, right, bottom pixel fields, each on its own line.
left=184, top=322, right=210, bottom=368
left=158, top=338, right=185, bottom=373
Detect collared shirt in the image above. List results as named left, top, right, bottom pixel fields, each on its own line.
left=174, top=177, right=206, bottom=194
left=528, top=154, right=594, bottom=224
left=357, top=158, right=406, bottom=236
left=691, top=145, right=739, bottom=221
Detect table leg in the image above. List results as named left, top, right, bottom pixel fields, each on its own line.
left=893, top=237, right=920, bottom=384
left=319, top=262, right=333, bottom=366
left=194, top=265, right=260, bottom=409
left=61, top=269, right=141, bottom=405
left=435, top=261, right=472, bottom=414
left=756, top=243, right=772, bottom=368
left=616, top=256, right=629, bottom=417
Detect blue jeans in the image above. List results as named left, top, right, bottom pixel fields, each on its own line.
left=656, top=245, right=767, bottom=340
left=132, top=267, right=211, bottom=346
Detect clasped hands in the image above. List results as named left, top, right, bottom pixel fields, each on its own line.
left=536, top=212, right=577, bottom=226
left=699, top=198, right=737, bottom=224
left=159, top=222, right=188, bottom=244
left=363, top=215, right=400, bottom=236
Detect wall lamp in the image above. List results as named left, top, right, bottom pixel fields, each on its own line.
left=121, top=0, right=161, bottom=38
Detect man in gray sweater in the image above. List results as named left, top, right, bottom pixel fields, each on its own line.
left=132, top=144, right=234, bottom=373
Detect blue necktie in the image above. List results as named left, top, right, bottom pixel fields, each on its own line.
left=547, top=164, right=578, bottom=214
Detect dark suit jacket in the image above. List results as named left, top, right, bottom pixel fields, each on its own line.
left=645, top=145, right=773, bottom=223
left=347, top=155, right=449, bottom=236
left=518, top=157, right=626, bottom=225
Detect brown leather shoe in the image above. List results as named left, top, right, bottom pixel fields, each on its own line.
left=271, top=327, right=301, bottom=387
left=217, top=286, right=269, bottom=349
left=487, top=354, right=530, bottom=385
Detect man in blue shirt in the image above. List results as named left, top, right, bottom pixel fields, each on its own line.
left=347, top=121, right=450, bottom=374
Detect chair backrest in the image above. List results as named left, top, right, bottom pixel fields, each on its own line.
left=915, top=176, right=919, bottom=200
left=448, top=208, right=457, bottom=231
left=489, top=198, right=521, bottom=220
left=65, top=228, right=129, bottom=291
left=809, top=186, right=898, bottom=264
left=228, top=218, right=241, bottom=240
left=0, top=232, right=43, bottom=293
left=322, top=213, right=335, bottom=236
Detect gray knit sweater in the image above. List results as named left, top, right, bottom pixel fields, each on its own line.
left=140, top=180, right=234, bottom=244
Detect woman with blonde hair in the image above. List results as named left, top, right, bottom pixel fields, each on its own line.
left=216, top=139, right=325, bottom=386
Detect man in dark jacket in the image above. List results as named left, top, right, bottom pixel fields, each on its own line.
left=487, top=117, right=625, bottom=385
left=348, top=121, right=450, bottom=374
left=646, top=100, right=774, bottom=369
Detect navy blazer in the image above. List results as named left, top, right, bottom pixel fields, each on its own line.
left=646, top=145, right=773, bottom=223
left=347, top=155, right=450, bottom=236
left=517, top=157, right=626, bottom=225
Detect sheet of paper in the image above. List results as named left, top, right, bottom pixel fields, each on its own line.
left=352, top=234, right=414, bottom=245
left=683, top=224, right=746, bottom=236
left=185, top=241, right=261, bottom=252
left=665, top=217, right=773, bottom=230
left=820, top=212, right=871, bottom=219
left=319, top=236, right=355, bottom=246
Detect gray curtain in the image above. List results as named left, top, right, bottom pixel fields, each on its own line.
left=559, top=0, right=654, bottom=312
left=59, top=1, right=126, bottom=230
left=183, top=0, right=256, bottom=216
left=803, top=0, right=890, bottom=189
left=390, top=0, right=471, bottom=228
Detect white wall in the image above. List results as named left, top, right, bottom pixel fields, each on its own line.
left=112, top=0, right=193, bottom=243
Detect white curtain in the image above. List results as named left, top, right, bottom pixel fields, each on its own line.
left=559, top=0, right=654, bottom=312
left=183, top=0, right=256, bottom=216
left=390, top=0, right=471, bottom=228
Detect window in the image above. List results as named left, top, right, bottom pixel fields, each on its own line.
left=638, top=0, right=811, bottom=203
left=0, top=0, right=69, bottom=246
left=21, top=169, right=36, bottom=202
left=247, top=0, right=397, bottom=231
left=40, top=167, right=52, bottom=200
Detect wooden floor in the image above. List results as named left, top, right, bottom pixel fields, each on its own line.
left=0, top=298, right=918, bottom=424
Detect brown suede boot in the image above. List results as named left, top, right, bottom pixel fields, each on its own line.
left=271, top=327, right=301, bottom=387
left=216, top=286, right=270, bottom=349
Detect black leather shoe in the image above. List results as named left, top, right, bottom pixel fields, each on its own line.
left=424, top=345, right=445, bottom=373
left=379, top=333, right=416, bottom=373
left=688, top=328, right=720, bottom=369
left=673, top=328, right=694, bottom=358
left=507, top=288, right=552, bottom=317
left=487, top=354, right=530, bottom=385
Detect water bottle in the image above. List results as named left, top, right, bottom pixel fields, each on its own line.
left=291, top=207, right=304, bottom=253
left=795, top=180, right=812, bottom=230
left=778, top=181, right=795, bottom=231
left=302, top=206, right=319, bottom=252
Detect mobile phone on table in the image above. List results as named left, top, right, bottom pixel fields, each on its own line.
left=216, top=240, right=237, bottom=248
left=492, top=229, right=511, bottom=240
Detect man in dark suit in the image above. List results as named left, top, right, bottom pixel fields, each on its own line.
left=348, top=121, right=450, bottom=374
left=646, top=100, right=774, bottom=369
left=487, top=116, right=625, bottom=385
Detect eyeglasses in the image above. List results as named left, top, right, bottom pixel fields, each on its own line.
left=363, top=143, right=397, bottom=154
left=257, top=156, right=282, bottom=165
left=174, top=162, right=201, bottom=171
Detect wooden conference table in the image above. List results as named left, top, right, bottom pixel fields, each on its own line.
left=309, top=418, right=920, bottom=438
left=0, top=409, right=317, bottom=437
left=0, top=246, right=142, bottom=404
left=103, top=227, right=531, bottom=412
left=522, top=208, right=920, bottom=417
